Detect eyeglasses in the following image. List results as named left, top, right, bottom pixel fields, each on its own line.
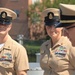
left=65, top=25, right=75, bottom=29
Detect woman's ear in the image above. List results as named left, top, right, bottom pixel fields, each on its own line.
left=60, top=27, right=64, bottom=36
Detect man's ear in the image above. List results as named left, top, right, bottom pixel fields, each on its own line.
left=63, top=28, right=69, bottom=37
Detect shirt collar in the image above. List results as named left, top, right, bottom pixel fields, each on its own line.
left=3, top=35, right=12, bottom=50
left=47, top=36, right=69, bottom=50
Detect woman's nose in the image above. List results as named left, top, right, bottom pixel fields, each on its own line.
left=0, top=25, right=4, bottom=27
left=51, top=26, right=55, bottom=31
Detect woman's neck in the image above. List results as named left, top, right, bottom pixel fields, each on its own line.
left=51, top=35, right=61, bottom=46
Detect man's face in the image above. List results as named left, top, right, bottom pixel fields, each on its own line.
left=0, top=24, right=12, bottom=36
left=64, top=23, right=75, bottom=46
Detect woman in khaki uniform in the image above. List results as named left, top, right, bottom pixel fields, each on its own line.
left=40, top=8, right=75, bottom=75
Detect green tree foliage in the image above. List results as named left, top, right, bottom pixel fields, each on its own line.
left=27, top=0, right=75, bottom=24
left=27, top=1, right=42, bottom=24
left=42, top=0, right=75, bottom=8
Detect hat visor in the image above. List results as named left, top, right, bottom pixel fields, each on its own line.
left=55, top=22, right=62, bottom=27
left=0, top=22, right=11, bottom=25
left=45, top=21, right=59, bottom=26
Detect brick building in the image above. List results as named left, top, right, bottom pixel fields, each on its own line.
left=0, top=0, right=54, bottom=40
left=0, top=0, right=43, bottom=40
left=0, top=0, right=29, bottom=39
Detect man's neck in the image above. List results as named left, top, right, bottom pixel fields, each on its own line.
left=0, top=34, right=8, bottom=44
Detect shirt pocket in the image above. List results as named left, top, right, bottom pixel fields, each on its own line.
left=0, top=61, right=14, bottom=69
left=56, top=55, right=69, bottom=70
left=0, top=51, right=14, bottom=69
left=48, top=54, right=59, bottom=71
left=40, top=49, right=50, bottom=69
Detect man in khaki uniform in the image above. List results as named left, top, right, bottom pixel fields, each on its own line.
left=56, top=3, right=75, bottom=46
left=0, top=8, right=29, bottom=75
left=40, top=8, right=75, bottom=75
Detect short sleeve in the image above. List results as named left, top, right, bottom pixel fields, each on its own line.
left=69, top=47, right=75, bottom=68
left=15, top=46, right=29, bottom=72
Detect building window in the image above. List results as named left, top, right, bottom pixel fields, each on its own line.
left=32, top=0, right=40, bottom=4
left=13, top=10, right=20, bottom=17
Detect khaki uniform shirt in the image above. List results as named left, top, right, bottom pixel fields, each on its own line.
left=40, top=36, right=75, bottom=75
left=0, top=35, right=29, bottom=75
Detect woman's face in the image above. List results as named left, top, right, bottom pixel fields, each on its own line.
left=46, top=25, right=62, bottom=39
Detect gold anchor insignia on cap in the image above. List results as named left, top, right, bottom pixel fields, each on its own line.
left=2, top=13, right=6, bottom=18
left=48, top=12, right=54, bottom=19
left=1, top=11, right=7, bottom=19
left=49, top=14, right=53, bottom=19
